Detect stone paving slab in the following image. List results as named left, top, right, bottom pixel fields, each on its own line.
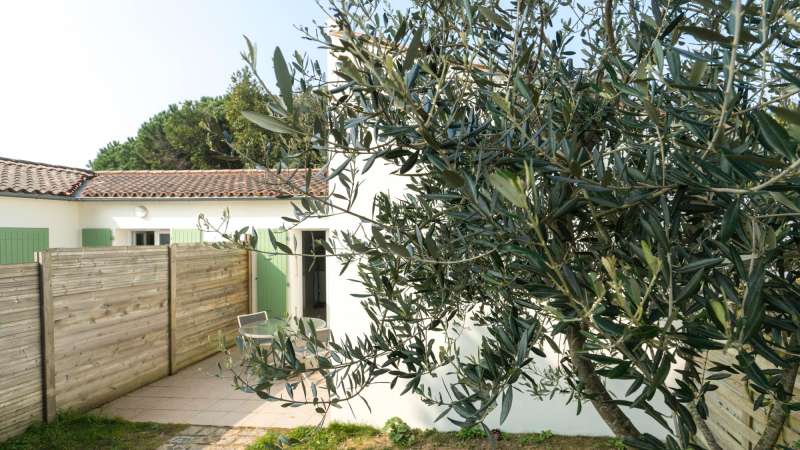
left=95, top=348, right=321, bottom=429
left=158, top=426, right=269, bottom=450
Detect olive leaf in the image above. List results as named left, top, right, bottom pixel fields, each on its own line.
left=488, top=170, right=528, bottom=208
left=241, top=111, right=301, bottom=135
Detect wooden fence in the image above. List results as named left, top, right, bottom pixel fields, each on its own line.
left=45, top=247, right=170, bottom=413
left=0, top=264, right=43, bottom=440
left=171, top=245, right=249, bottom=372
left=0, top=245, right=251, bottom=442
left=702, top=350, right=800, bottom=449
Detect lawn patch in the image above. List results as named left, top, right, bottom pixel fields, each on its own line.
left=247, top=422, right=379, bottom=449
left=248, top=421, right=622, bottom=449
left=0, top=411, right=185, bottom=450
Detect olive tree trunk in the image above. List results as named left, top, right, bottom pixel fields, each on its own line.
left=690, top=402, right=723, bottom=450
left=753, top=362, right=799, bottom=450
left=566, top=324, right=641, bottom=438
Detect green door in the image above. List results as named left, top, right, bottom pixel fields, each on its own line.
left=255, top=229, right=288, bottom=318
left=82, top=228, right=113, bottom=247
left=0, top=228, right=49, bottom=264
left=171, top=229, right=203, bottom=243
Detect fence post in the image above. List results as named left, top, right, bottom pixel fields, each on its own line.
left=37, top=251, right=56, bottom=423
left=168, top=245, right=177, bottom=375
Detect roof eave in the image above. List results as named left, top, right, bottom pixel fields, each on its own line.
left=76, top=195, right=311, bottom=201
left=0, top=191, right=79, bottom=201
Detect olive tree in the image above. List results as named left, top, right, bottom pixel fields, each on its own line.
left=216, top=0, right=800, bottom=448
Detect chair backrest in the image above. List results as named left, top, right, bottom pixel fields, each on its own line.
left=315, top=328, right=332, bottom=344
left=237, top=311, right=268, bottom=328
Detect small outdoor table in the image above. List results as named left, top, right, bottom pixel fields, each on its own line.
left=239, top=317, right=327, bottom=340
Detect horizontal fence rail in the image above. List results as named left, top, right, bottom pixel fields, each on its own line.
left=0, top=244, right=251, bottom=442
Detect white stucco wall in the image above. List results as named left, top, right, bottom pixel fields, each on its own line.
left=0, top=195, right=81, bottom=247
left=77, top=199, right=297, bottom=243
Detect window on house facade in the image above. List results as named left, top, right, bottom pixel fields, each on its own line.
left=133, top=230, right=170, bottom=246
left=134, top=231, right=154, bottom=246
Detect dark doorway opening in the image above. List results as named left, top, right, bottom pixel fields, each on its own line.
left=302, top=231, right=326, bottom=320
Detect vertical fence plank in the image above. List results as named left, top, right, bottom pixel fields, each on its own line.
left=37, top=251, right=56, bottom=423
left=168, top=245, right=178, bottom=375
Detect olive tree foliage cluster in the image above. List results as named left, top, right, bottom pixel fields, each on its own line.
left=226, top=0, right=800, bottom=448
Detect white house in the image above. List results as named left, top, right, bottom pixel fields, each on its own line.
left=0, top=147, right=669, bottom=437
left=0, top=156, right=328, bottom=322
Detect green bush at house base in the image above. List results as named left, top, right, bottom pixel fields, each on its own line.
left=0, top=412, right=185, bottom=450
left=384, top=417, right=415, bottom=447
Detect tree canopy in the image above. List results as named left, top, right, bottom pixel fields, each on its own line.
left=88, top=67, right=326, bottom=170
left=217, top=0, right=800, bottom=449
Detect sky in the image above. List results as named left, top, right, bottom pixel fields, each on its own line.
left=0, top=1, right=332, bottom=168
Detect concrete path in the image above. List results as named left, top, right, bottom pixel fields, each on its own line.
left=95, top=348, right=321, bottom=429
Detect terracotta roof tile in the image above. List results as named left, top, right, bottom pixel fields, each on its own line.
left=80, top=168, right=327, bottom=198
left=0, top=157, right=93, bottom=197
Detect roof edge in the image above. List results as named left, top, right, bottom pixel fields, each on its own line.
left=77, top=195, right=304, bottom=202
left=94, top=168, right=324, bottom=174
left=0, top=156, right=94, bottom=175
left=0, top=190, right=79, bottom=201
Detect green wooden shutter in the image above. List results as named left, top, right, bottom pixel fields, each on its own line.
left=0, top=228, right=49, bottom=264
left=170, top=229, right=203, bottom=243
left=82, top=228, right=113, bottom=247
left=255, top=229, right=288, bottom=318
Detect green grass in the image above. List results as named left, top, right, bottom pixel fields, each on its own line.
left=0, top=411, right=185, bottom=450
left=455, top=425, right=485, bottom=440
left=520, top=429, right=554, bottom=444
left=247, top=422, right=624, bottom=449
left=247, top=422, right=380, bottom=449
left=2, top=412, right=622, bottom=450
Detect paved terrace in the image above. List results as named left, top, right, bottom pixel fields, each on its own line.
left=96, top=348, right=321, bottom=429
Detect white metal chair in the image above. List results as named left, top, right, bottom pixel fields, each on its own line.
left=297, top=325, right=332, bottom=370
left=237, top=311, right=272, bottom=350
left=315, top=327, right=331, bottom=344
left=237, top=311, right=268, bottom=328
